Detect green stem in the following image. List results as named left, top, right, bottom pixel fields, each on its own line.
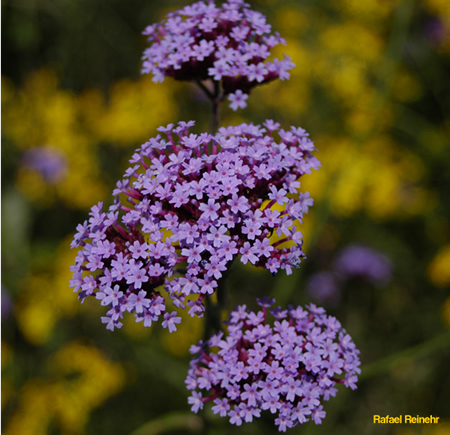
left=360, top=329, right=450, bottom=380
left=203, top=295, right=222, bottom=342
left=195, top=79, right=214, bottom=100
left=130, top=412, right=203, bottom=435
left=210, top=80, right=221, bottom=134
left=195, top=79, right=221, bottom=134
left=203, top=261, right=233, bottom=343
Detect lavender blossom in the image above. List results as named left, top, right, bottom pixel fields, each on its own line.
left=306, top=271, right=341, bottom=307
left=141, top=0, right=295, bottom=110
left=424, top=17, right=447, bottom=46
left=70, top=120, right=319, bottom=331
left=186, top=299, right=360, bottom=431
left=22, top=146, right=67, bottom=183
left=332, top=244, right=392, bottom=286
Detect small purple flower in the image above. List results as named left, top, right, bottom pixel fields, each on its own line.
left=186, top=299, right=360, bottom=431
left=141, top=0, right=294, bottom=109
left=228, top=90, right=248, bottom=111
left=188, top=391, right=203, bottom=413
left=162, top=311, right=182, bottom=333
left=424, top=17, right=447, bottom=46
left=212, top=398, right=230, bottom=417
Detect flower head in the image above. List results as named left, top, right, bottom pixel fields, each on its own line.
left=70, top=120, right=319, bottom=331
left=141, top=0, right=295, bottom=109
left=186, top=299, right=360, bottom=431
left=306, top=271, right=341, bottom=307
left=332, top=244, right=392, bottom=285
left=22, top=146, right=67, bottom=183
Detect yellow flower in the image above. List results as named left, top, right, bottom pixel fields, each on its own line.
left=320, top=22, right=383, bottom=63
left=122, top=314, right=152, bottom=341
left=249, top=38, right=310, bottom=119
left=15, top=238, right=82, bottom=345
left=301, top=135, right=433, bottom=220
left=274, top=7, right=308, bottom=37
left=424, top=0, right=450, bottom=16
left=3, top=69, right=177, bottom=209
left=79, top=75, right=177, bottom=145
left=3, top=69, right=107, bottom=209
left=3, top=342, right=126, bottom=435
left=337, top=0, right=396, bottom=21
left=428, top=244, right=450, bottom=287
left=3, top=380, right=55, bottom=435
left=392, top=70, right=423, bottom=102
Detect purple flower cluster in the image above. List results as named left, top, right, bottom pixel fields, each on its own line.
left=141, top=0, right=294, bottom=110
left=22, top=146, right=67, bottom=184
left=186, top=298, right=360, bottom=431
left=70, top=120, right=319, bottom=331
left=306, top=272, right=341, bottom=307
left=307, top=244, right=392, bottom=306
left=333, top=244, right=392, bottom=286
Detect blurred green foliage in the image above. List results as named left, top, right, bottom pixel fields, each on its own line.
left=2, top=0, right=450, bottom=434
